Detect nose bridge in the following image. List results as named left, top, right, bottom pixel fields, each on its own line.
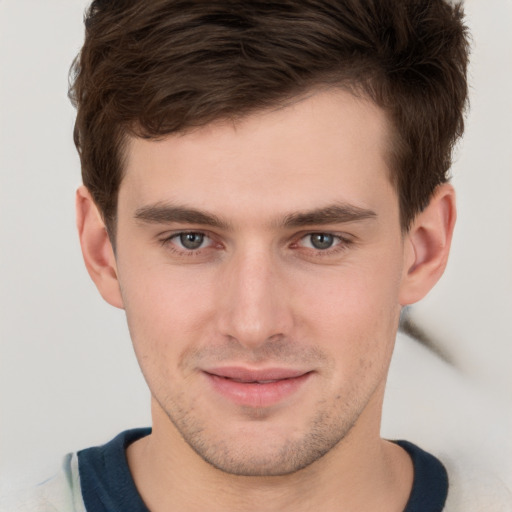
left=217, top=243, right=290, bottom=347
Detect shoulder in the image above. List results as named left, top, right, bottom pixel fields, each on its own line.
left=0, top=453, right=86, bottom=512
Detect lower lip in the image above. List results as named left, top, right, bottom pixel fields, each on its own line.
left=204, top=372, right=312, bottom=408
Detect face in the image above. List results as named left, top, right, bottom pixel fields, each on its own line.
left=114, top=90, right=409, bottom=476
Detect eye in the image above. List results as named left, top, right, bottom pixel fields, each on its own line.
left=171, top=232, right=210, bottom=251
left=300, top=233, right=340, bottom=250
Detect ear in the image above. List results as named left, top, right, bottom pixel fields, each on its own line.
left=399, top=183, right=456, bottom=306
left=76, top=186, right=124, bottom=309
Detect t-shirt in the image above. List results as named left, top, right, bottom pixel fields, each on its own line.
left=5, top=428, right=474, bottom=512
left=77, top=428, right=448, bottom=512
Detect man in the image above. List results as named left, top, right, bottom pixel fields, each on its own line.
left=5, top=0, right=474, bottom=510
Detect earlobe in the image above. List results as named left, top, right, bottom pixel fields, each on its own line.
left=76, top=186, right=124, bottom=309
left=399, top=184, right=457, bottom=306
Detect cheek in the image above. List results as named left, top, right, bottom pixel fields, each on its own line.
left=119, top=262, right=216, bottom=365
left=296, top=259, right=401, bottom=322
left=292, top=258, right=402, bottom=366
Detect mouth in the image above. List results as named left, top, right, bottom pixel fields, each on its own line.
left=202, top=367, right=313, bottom=408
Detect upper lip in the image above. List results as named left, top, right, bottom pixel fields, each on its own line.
left=204, top=367, right=310, bottom=382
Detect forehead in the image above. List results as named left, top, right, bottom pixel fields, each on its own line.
left=120, top=89, right=397, bottom=223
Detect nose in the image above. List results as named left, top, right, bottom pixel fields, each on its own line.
left=216, top=246, right=293, bottom=350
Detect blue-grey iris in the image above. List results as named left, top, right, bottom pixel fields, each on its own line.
left=310, top=233, right=335, bottom=250
left=180, top=233, right=204, bottom=250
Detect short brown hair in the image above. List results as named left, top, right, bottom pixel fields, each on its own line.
left=69, top=0, right=469, bottom=234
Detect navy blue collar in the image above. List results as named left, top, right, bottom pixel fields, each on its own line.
left=395, top=439, right=448, bottom=512
left=78, top=429, right=448, bottom=512
left=78, top=428, right=151, bottom=512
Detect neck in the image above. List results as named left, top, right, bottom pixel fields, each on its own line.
left=126, top=395, right=413, bottom=512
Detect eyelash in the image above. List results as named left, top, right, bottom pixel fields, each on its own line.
left=158, top=231, right=353, bottom=258
left=293, top=233, right=353, bottom=256
left=159, top=231, right=216, bottom=257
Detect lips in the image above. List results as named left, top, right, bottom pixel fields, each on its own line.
left=207, top=367, right=308, bottom=382
left=203, top=367, right=312, bottom=407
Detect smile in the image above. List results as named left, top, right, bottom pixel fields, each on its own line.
left=202, top=367, right=313, bottom=408
left=229, top=379, right=280, bottom=384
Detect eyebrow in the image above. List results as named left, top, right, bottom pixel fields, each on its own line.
left=282, top=204, right=377, bottom=227
left=134, top=202, right=377, bottom=229
left=135, top=203, right=230, bottom=229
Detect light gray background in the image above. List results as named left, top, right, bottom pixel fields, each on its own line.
left=1, top=0, right=511, bottom=491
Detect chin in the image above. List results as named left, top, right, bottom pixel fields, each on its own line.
left=177, top=416, right=356, bottom=477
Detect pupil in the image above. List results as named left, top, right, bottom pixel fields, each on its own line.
left=311, top=234, right=334, bottom=250
left=180, top=233, right=204, bottom=250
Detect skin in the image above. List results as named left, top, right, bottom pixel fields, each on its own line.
left=77, top=89, right=456, bottom=511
